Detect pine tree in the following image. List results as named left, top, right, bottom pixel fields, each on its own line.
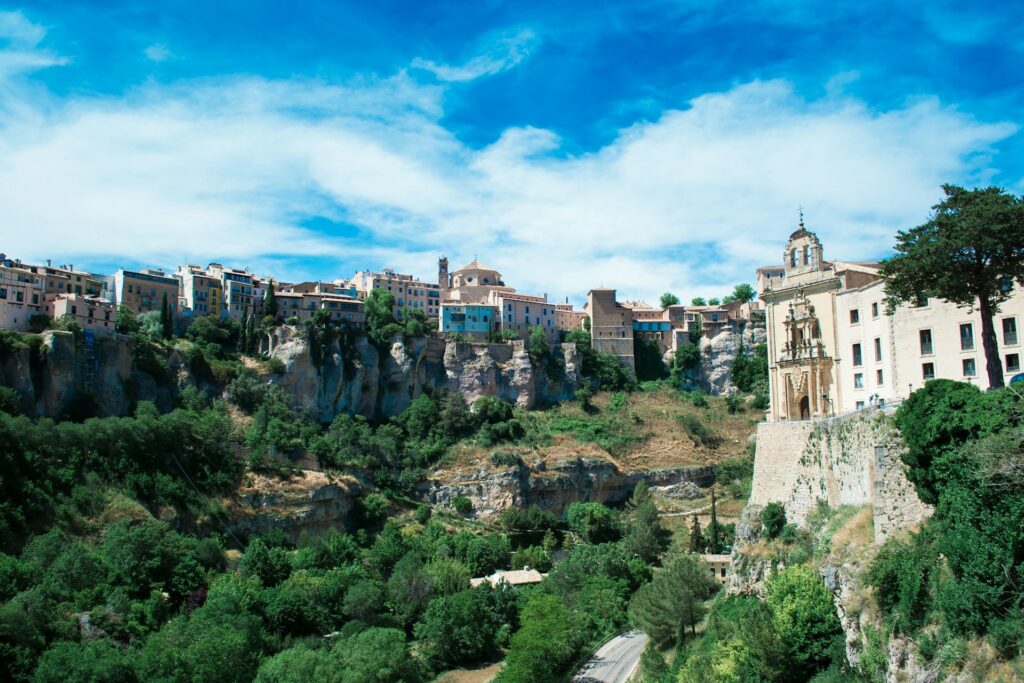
left=689, top=514, right=706, bottom=553
left=708, top=489, right=721, bottom=553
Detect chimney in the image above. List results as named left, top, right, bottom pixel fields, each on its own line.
left=46, top=259, right=51, bottom=267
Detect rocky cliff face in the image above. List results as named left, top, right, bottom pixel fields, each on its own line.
left=421, top=457, right=715, bottom=517
left=269, top=328, right=581, bottom=421
left=226, top=470, right=362, bottom=543
left=0, top=330, right=172, bottom=418
left=697, top=321, right=767, bottom=396
left=2, top=327, right=580, bottom=421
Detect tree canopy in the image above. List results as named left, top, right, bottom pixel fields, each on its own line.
left=880, top=184, right=1024, bottom=388
left=659, top=292, right=680, bottom=308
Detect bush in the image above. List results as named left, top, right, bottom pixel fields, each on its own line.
left=262, top=357, right=286, bottom=375
left=608, top=392, right=627, bottom=411
left=677, top=414, right=715, bottom=447
left=226, top=372, right=275, bottom=413
left=491, top=451, right=521, bottom=468
left=451, top=496, right=473, bottom=515
left=689, top=391, right=709, bottom=408
left=725, top=394, right=745, bottom=414
left=760, top=502, right=786, bottom=539
left=0, top=387, right=22, bottom=416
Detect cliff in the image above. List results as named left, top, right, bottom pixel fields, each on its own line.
left=696, top=321, right=767, bottom=396
left=267, top=327, right=580, bottom=421
left=1, top=327, right=580, bottom=421
left=0, top=330, right=175, bottom=418
left=225, top=470, right=362, bottom=543
left=421, top=456, right=715, bottom=517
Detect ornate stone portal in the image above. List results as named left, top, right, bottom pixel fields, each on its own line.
left=777, top=290, right=835, bottom=420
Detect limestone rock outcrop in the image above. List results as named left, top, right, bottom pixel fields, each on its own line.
left=268, top=329, right=580, bottom=420
left=226, top=470, right=362, bottom=543
left=421, top=457, right=715, bottom=517
left=697, top=321, right=767, bottom=396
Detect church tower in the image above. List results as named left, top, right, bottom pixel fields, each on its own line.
left=438, top=256, right=449, bottom=289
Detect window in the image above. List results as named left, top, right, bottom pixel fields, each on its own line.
left=790, top=249, right=797, bottom=267
left=877, top=369, right=884, bottom=385
left=922, top=362, right=935, bottom=380
left=874, top=337, right=882, bottom=362
left=854, top=373, right=864, bottom=388
left=960, top=323, right=974, bottom=351
left=914, top=292, right=929, bottom=307
left=1004, top=317, right=1018, bottom=346
left=871, top=302, right=879, bottom=318
left=852, top=343, right=863, bottom=366
left=720, top=566, right=726, bottom=577
left=803, top=245, right=810, bottom=265
left=919, top=329, right=933, bottom=355
left=71, top=305, right=77, bottom=315
left=1007, top=354, right=1021, bottom=373
left=850, top=309, right=860, bottom=324
left=856, top=401, right=865, bottom=410
left=963, top=358, right=976, bottom=377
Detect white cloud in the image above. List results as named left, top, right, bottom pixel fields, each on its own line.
left=144, top=43, right=172, bottom=62
left=410, top=28, right=539, bottom=82
left=0, top=23, right=1017, bottom=306
left=0, top=10, right=66, bottom=78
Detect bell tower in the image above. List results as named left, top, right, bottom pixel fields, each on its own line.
left=438, top=256, right=449, bottom=289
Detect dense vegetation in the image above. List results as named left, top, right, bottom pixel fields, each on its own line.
left=864, top=380, right=1024, bottom=668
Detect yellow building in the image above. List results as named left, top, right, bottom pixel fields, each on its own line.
left=175, top=265, right=223, bottom=318
left=51, top=294, right=116, bottom=337
left=352, top=268, right=442, bottom=318
left=106, top=268, right=179, bottom=315
left=0, top=255, right=44, bottom=331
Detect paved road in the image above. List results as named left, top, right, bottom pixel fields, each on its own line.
left=572, top=630, right=649, bottom=683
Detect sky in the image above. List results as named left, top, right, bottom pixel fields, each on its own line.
left=1, top=1, right=1022, bottom=306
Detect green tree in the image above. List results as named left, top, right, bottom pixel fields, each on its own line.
left=628, top=554, right=718, bottom=642
left=254, top=645, right=326, bottom=683
left=364, top=289, right=402, bottom=348
left=264, top=279, right=278, bottom=319
left=567, top=502, right=620, bottom=544
left=33, top=639, right=137, bottom=683
left=136, top=608, right=264, bottom=683
left=660, top=292, right=680, bottom=308
left=622, top=486, right=670, bottom=563
left=160, top=292, right=172, bottom=340
left=880, top=184, right=1024, bottom=389
left=115, top=305, right=140, bottom=335
left=760, top=502, right=787, bottom=539
left=387, top=555, right=433, bottom=629
left=414, top=588, right=503, bottom=668
left=725, top=283, right=756, bottom=304
left=425, top=557, right=471, bottom=596
left=320, top=627, right=421, bottom=683
left=764, top=565, right=842, bottom=680
left=708, top=297, right=721, bottom=306
left=497, top=594, right=582, bottom=683
left=689, top=514, right=707, bottom=553
left=690, top=297, right=706, bottom=306
left=708, top=489, right=721, bottom=553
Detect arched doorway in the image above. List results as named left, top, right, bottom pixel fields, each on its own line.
left=799, top=395, right=810, bottom=420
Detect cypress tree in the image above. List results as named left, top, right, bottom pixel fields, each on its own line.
left=264, top=279, right=277, bottom=319
left=160, top=292, right=172, bottom=339
left=246, top=311, right=257, bottom=354
left=709, top=489, right=720, bottom=553
left=689, top=514, right=706, bottom=553
left=239, top=305, right=250, bottom=354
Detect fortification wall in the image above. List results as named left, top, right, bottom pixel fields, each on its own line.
left=750, top=409, right=931, bottom=541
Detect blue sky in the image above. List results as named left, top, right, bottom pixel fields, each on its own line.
left=2, top=1, right=1022, bottom=305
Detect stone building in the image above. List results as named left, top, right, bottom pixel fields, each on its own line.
left=103, top=268, right=179, bottom=316
left=0, top=255, right=44, bottom=331
left=352, top=268, right=443, bottom=319
left=51, top=293, right=116, bottom=337
left=762, top=221, right=1024, bottom=421
left=587, top=288, right=635, bottom=370
left=175, top=264, right=223, bottom=318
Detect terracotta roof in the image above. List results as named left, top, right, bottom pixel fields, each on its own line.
left=454, top=258, right=499, bottom=273
left=470, top=569, right=545, bottom=587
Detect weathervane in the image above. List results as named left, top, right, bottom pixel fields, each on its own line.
left=798, top=205, right=805, bottom=229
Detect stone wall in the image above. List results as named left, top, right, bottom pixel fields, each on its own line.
left=691, top=321, right=767, bottom=396
left=750, top=408, right=931, bottom=540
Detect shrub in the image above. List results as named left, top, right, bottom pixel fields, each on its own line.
left=677, top=413, right=715, bottom=447
left=690, top=391, right=709, bottom=408
left=262, top=357, right=286, bottom=375
left=760, top=502, right=786, bottom=539
left=491, top=451, right=521, bottom=468
left=0, top=386, right=22, bottom=416
left=451, top=496, right=473, bottom=515
left=725, top=394, right=745, bottom=414
left=608, top=392, right=627, bottom=411
left=226, top=372, right=275, bottom=413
